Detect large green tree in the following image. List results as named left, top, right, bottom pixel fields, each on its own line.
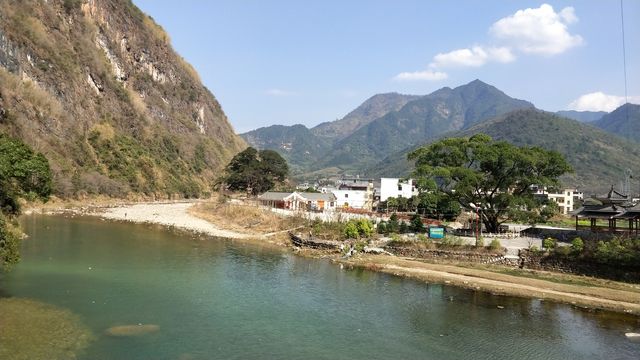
left=408, top=134, right=571, bottom=233
left=221, top=147, right=289, bottom=195
left=0, top=134, right=52, bottom=270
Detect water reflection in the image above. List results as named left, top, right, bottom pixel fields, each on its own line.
left=2, top=215, right=638, bottom=360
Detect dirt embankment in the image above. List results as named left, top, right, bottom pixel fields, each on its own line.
left=341, top=255, right=640, bottom=314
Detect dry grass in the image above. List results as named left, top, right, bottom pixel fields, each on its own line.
left=188, top=200, right=306, bottom=236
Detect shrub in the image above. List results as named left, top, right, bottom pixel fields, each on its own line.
left=399, top=221, right=408, bottom=234
left=529, top=245, right=541, bottom=254
left=409, top=213, right=425, bottom=233
left=489, top=239, right=502, bottom=251
left=354, top=240, right=367, bottom=253
left=543, top=237, right=557, bottom=250
left=343, top=221, right=359, bottom=239
left=387, top=213, right=399, bottom=233
left=417, top=234, right=427, bottom=242
left=356, top=219, right=373, bottom=238
left=555, top=245, right=571, bottom=257
left=571, top=237, right=584, bottom=253
left=476, top=236, right=485, bottom=247
left=441, top=236, right=464, bottom=247
left=377, top=221, right=387, bottom=234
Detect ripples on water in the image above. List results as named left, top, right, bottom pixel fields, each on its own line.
left=2, top=215, right=639, bottom=360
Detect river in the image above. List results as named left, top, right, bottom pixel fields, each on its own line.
left=1, top=215, right=639, bottom=359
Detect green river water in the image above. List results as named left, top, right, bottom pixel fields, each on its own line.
left=1, top=215, right=639, bottom=359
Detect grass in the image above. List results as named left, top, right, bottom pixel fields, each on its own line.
left=188, top=199, right=306, bottom=236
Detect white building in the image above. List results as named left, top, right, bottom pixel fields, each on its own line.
left=380, top=178, right=416, bottom=202
left=332, top=178, right=375, bottom=210
left=534, top=187, right=583, bottom=215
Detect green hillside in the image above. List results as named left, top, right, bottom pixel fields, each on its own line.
left=240, top=124, right=331, bottom=173
left=556, top=110, right=606, bottom=122
left=240, top=92, right=417, bottom=173
left=311, top=92, right=419, bottom=141
left=315, top=80, right=533, bottom=171
left=373, top=109, right=640, bottom=193
left=592, top=103, right=640, bottom=143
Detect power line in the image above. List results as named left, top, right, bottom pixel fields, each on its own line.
left=621, top=0, right=628, bottom=106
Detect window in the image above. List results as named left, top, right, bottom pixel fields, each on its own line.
left=398, top=185, right=402, bottom=191
left=345, top=194, right=348, bottom=198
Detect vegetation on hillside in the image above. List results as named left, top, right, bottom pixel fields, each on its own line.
left=592, top=103, right=640, bottom=143
left=374, top=108, right=640, bottom=192
left=0, top=0, right=245, bottom=199
left=409, top=134, right=571, bottom=234
left=314, top=80, right=533, bottom=171
left=0, top=133, right=51, bottom=270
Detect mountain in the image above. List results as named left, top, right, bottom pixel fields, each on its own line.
left=592, top=103, right=640, bottom=143
left=0, top=0, right=245, bottom=198
left=311, top=93, right=419, bottom=140
left=314, top=80, right=534, bottom=171
left=373, top=109, right=640, bottom=192
left=556, top=110, right=606, bottom=122
left=241, top=124, right=331, bottom=173
left=240, top=92, right=416, bottom=172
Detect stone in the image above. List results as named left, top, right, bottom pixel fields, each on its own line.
left=105, top=324, right=160, bottom=337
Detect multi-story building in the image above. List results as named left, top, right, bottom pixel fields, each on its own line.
left=534, top=187, right=584, bottom=215
left=380, top=178, right=416, bottom=202
left=332, top=178, right=375, bottom=210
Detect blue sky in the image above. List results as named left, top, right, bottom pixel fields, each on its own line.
left=132, top=1, right=639, bottom=133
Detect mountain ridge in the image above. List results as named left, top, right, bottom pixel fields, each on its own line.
left=0, top=0, right=245, bottom=197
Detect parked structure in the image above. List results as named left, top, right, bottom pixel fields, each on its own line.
left=380, top=178, right=416, bottom=202
left=257, top=191, right=336, bottom=212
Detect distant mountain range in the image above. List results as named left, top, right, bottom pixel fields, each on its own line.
left=241, top=80, right=639, bottom=193
left=242, top=80, right=533, bottom=173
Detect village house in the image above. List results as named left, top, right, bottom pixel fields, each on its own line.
left=257, top=191, right=337, bottom=212
left=331, top=178, right=375, bottom=211
left=380, top=178, right=416, bottom=202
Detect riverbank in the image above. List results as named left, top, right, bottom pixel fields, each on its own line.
left=30, top=199, right=640, bottom=316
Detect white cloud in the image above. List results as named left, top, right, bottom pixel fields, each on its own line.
left=430, top=46, right=515, bottom=68
left=568, top=92, right=640, bottom=112
left=266, top=88, right=296, bottom=96
left=393, top=70, right=448, bottom=82
left=490, top=4, right=583, bottom=55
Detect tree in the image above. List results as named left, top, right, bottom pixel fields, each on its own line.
left=0, top=134, right=52, bottom=270
left=221, top=147, right=289, bottom=195
left=387, top=213, right=400, bottom=233
left=409, top=213, right=425, bottom=233
left=408, top=134, right=572, bottom=233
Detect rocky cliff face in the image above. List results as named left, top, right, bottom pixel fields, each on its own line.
left=0, top=0, right=245, bottom=198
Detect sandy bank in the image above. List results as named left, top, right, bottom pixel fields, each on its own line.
left=98, top=202, right=250, bottom=239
